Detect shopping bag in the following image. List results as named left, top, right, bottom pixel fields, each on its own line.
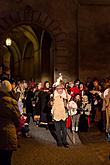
left=66, top=115, right=71, bottom=128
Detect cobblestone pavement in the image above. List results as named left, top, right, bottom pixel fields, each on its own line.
left=12, top=122, right=110, bottom=165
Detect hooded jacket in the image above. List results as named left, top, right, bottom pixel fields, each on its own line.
left=0, top=90, right=20, bottom=150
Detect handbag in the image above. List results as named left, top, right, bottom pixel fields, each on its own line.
left=66, top=115, right=71, bottom=128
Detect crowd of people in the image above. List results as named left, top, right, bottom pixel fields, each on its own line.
left=0, top=75, right=110, bottom=164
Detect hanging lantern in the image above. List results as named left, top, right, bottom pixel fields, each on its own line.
left=5, top=38, right=12, bottom=46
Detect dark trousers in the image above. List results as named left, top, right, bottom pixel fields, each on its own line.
left=26, top=112, right=34, bottom=123
left=54, top=120, right=67, bottom=146
left=0, top=150, right=13, bottom=165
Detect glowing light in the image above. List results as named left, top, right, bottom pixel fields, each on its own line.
left=6, top=38, right=12, bottom=46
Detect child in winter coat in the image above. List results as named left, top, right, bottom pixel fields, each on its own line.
left=67, top=94, right=81, bottom=132
left=18, top=114, right=30, bottom=137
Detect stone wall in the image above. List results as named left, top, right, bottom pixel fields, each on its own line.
left=0, top=0, right=110, bottom=81
left=78, top=0, right=110, bottom=80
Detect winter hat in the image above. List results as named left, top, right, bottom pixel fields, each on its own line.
left=1, top=80, right=12, bottom=92
left=56, top=83, right=64, bottom=89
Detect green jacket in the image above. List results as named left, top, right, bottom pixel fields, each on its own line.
left=0, top=91, right=20, bottom=150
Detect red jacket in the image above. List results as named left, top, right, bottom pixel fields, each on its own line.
left=70, top=86, right=80, bottom=98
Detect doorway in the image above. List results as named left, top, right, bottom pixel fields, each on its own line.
left=1, top=24, right=54, bottom=82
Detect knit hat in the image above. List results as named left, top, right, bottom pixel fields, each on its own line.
left=56, top=84, right=64, bottom=89
left=1, top=80, right=12, bottom=92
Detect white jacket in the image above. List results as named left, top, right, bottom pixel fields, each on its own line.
left=67, top=101, right=78, bottom=116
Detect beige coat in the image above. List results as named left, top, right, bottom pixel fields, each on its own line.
left=103, top=89, right=110, bottom=115
left=51, top=89, right=71, bottom=121
left=105, top=90, right=110, bottom=116
left=102, top=88, right=110, bottom=132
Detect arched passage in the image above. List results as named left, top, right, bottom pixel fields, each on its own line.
left=0, top=5, right=67, bottom=82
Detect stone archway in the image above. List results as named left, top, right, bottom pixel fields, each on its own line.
left=0, top=5, right=67, bottom=82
